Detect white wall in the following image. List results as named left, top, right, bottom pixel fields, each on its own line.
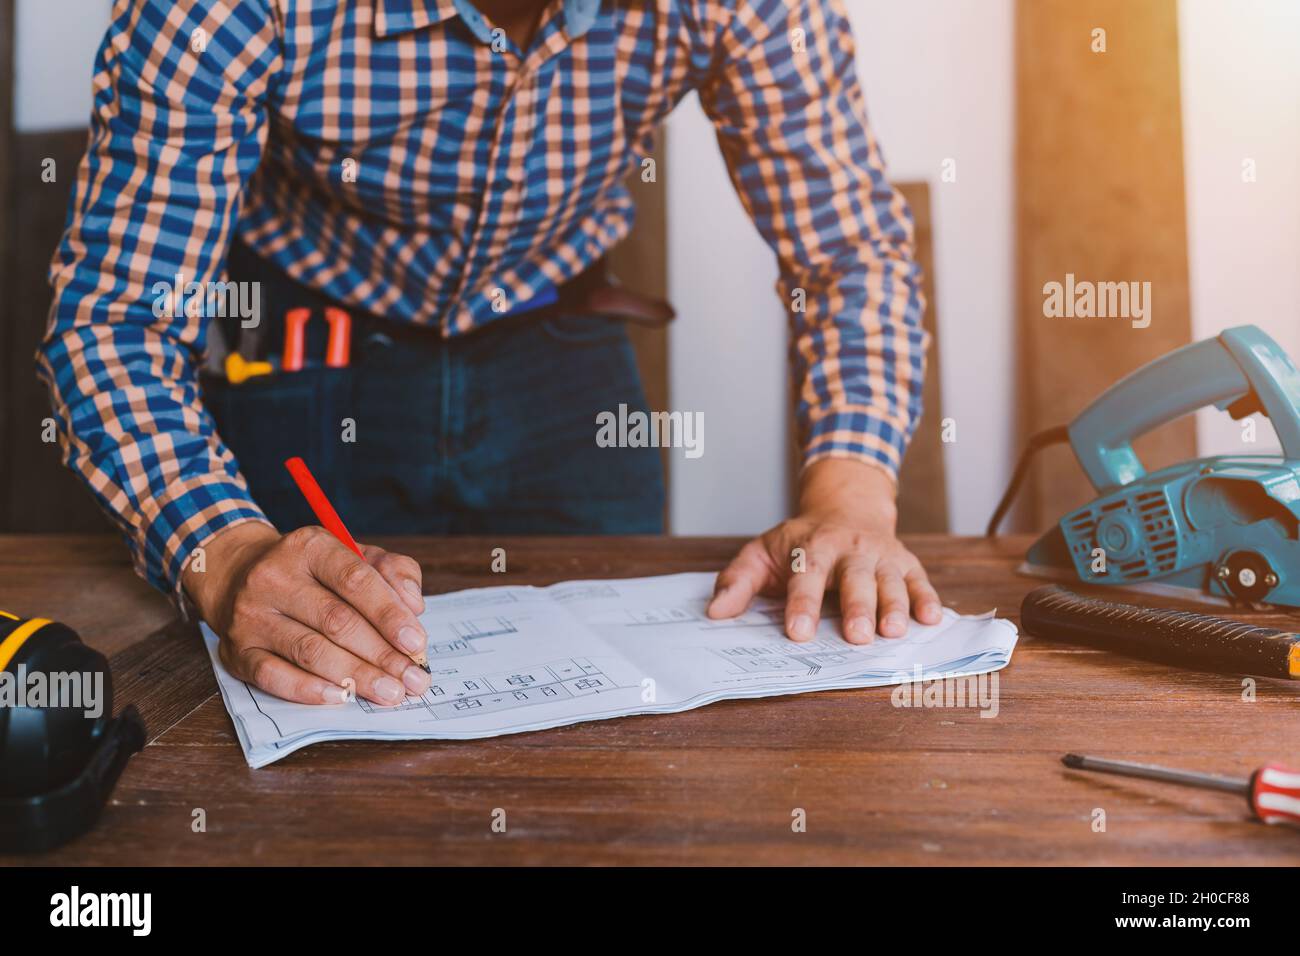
left=666, top=0, right=1016, bottom=534
left=13, top=0, right=110, bottom=132
left=1180, top=0, right=1300, bottom=457
left=665, top=99, right=791, bottom=534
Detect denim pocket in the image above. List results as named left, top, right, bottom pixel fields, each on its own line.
left=538, top=312, right=628, bottom=345
left=202, top=366, right=355, bottom=532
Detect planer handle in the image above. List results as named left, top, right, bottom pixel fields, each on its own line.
left=1069, top=325, right=1300, bottom=493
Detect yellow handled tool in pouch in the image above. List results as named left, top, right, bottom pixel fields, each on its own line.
left=0, top=612, right=144, bottom=853
left=224, top=352, right=274, bottom=385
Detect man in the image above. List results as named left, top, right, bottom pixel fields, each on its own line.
left=38, top=0, right=940, bottom=707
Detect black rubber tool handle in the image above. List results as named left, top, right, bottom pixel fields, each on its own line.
left=1020, top=585, right=1300, bottom=679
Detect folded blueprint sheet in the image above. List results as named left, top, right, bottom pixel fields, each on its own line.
left=202, top=572, right=1019, bottom=768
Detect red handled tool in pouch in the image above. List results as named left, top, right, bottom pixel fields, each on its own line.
left=282, top=307, right=352, bottom=372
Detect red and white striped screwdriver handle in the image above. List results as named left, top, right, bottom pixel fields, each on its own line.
left=1250, top=764, right=1300, bottom=826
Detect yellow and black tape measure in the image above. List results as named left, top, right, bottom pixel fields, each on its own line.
left=0, top=611, right=145, bottom=853
left=0, top=610, right=54, bottom=672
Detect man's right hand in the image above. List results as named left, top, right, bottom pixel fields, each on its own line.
left=183, top=522, right=433, bottom=706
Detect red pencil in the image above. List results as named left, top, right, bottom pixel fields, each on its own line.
left=283, top=456, right=428, bottom=671
left=283, top=456, right=364, bottom=557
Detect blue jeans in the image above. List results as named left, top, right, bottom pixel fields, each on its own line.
left=206, top=242, right=665, bottom=536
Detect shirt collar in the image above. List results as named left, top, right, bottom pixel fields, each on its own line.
left=562, top=0, right=601, bottom=38
left=373, top=0, right=460, bottom=37
left=374, top=0, right=601, bottom=40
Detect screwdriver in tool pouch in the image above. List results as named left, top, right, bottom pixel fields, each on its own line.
left=1063, top=753, right=1300, bottom=826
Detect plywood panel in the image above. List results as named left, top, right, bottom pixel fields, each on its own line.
left=1015, top=0, right=1195, bottom=530
left=606, top=130, right=671, bottom=527
left=0, top=0, right=15, bottom=526
left=4, top=130, right=111, bottom=532
left=895, top=182, right=949, bottom=533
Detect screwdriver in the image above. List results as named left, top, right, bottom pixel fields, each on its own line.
left=1063, top=753, right=1300, bottom=826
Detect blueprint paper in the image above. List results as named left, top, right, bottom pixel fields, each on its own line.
left=201, top=572, right=1019, bottom=768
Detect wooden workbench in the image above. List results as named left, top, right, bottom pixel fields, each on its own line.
left=2, top=534, right=1298, bottom=865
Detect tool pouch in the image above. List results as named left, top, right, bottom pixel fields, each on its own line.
left=202, top=365, right=357, bottom=533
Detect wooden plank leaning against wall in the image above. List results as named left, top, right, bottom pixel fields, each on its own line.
left=0, top=0, right=14, bottom=525
left=608, top=130, right=671, bottom=528
left=1015, top=0, right=1195, bottom=532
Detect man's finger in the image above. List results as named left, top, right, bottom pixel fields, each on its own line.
left=275, top=582, right=431, bottom=696
left=836, top=558, right=878, bottom=645
left=906, top=567, right=944, bottom=625
left=363, top=545, right=425, bottom=615
left=308, top=536, right=427, bottom=660
left=783, top=547, right=832, bottom=642
left=875, top=564, right=910, bottom=638
left=707, top=538, right=775, bottom=619
left=221, top=643, right=348, bottom=706
left=265, top=617, right=407, bottom=706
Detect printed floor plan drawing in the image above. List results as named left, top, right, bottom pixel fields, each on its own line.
left=551, top=583, right=620, bottom=602
left=449, top=616, right=519, bottom=640
left=710, top=641, right=864, bottom=677
left=202, top=572, right=1019, bottom=768
left=621, top=606, right=700, bottom=626
left=356, top=657, right=628, bottom=718
left=700, top=606, right=806, bottom=629
left=426, top=637, right=478, bottom=660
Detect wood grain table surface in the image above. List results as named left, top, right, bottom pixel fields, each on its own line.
left=2, top=533, right=1298, bottom=866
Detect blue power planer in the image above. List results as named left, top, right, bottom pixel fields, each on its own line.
left=990, top=325, right=1300, bottom=607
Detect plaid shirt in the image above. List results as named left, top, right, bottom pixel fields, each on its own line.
left=37, top=0, right=926, bottom=597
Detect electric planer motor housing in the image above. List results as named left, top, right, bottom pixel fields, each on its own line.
left=1027, top=325, right=1300, bottom=606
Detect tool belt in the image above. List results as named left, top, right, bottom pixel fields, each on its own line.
left=210, top=252, right=674, bottom=369
left=200, top=250, right=672, bottom=527
left=547, top=258, right=676, bottom=328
